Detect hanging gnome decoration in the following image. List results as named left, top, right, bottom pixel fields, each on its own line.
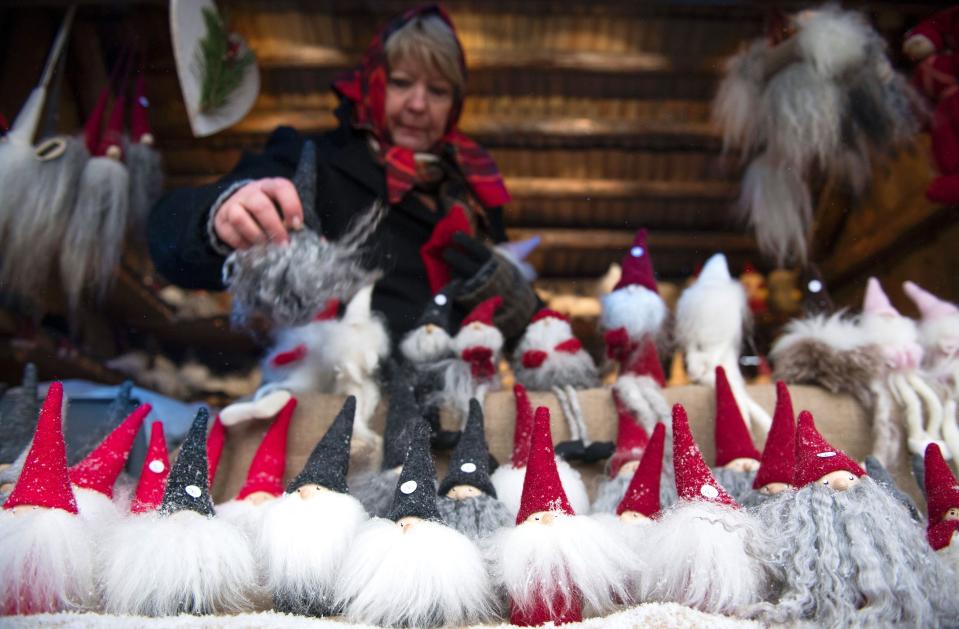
left=0, top=363, right=39, bottom=502
left=487, top=406, right=633, bottom=625
left=100, top=408, right=258, bottom=616
left=129, top=420, right=170, bottom=514
left=336, top=421, right=493, bottom=628
left=592, top=392, right=650, bottom=513
left=924, top=443, right=959, bottom=575
left=436, top=398, right=512, bottom=540
left=216, top=398, right=296, bottom=539
left=259, top=396, right=369, bottom=616
left=0, top=382, right=97, bottom=615
left=711, top=366, right=763, bottom=503
left=753, top=411, right=959, bottom=625
left=634, top=404, right=772, bottom=616
left=742, top=381, right=796, bottom=507
left=676, top=253, right=771, bottom=433
left=489, top=384, right=591, bottom=518
left=124, top=70, right=164, bottom=238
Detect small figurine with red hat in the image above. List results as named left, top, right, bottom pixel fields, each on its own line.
left=924, top=443, right=959, bottom=575
left=710, top=366, right=763, bottom=503
left=742, top=381, right=796, bottom=507
left=129, top=420, right=170, bottom=514
left=487, top=406, right=633, bottom=625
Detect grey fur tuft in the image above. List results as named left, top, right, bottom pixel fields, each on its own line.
left=436, top=494, right=512, bottom=540
left=350, top=468, right=401, bottom=518
left=711, top=467, right=758, bottom=505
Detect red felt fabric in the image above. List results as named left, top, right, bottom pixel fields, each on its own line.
left=313, top=298, right=340, bottom=321
left=461, top=346, right=495, bottom=379
left=608, top=390, right=650, bottom=479
left=130, top=421, right=170, bottom=514
left=516, top=406, right=575, bottom=524
left=924, top=443, right=959, bottom=525
left=623, top=338, right=666, bottom=388
left=753, top=381, right=797, bottom=489
left=509, top=587, right=583, bottom=626
left=236, top=398, right=298, bottom=500
left=617, top=422, right=665, bottom=517
left=530, top=308, right=569, bottom=324
left=271, top=343, right=308, bottom=367
left=792, top=410, right=865, bottom=488
left=521, top=350, right=547, bottom=369
left=671, top=404, right=738, bottom=508
left=419, top=205, right=473, bottom=294
left=207, top=415, right=227, bottom=488
left=511, top=384, right=535, bottom=468
left=613, top=228, right=657, bottom=292
left=69, top=403, right=151, bottom=498
left=712, top=366, right=761, bottom=467
left=928, top=519, right=959, bottom=551
left=553, top=338, right=582, bottom=354
left=461, top=295, right=502, bottom=327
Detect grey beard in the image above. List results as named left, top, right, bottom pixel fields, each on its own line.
left=350, top=469, right=400, bottom=518
left=740, top=490, right=775, bottom=509
left=436, top=494, right=513, bottom=541
left=593, top=465, right=678, bottom=515
left=749, top=478, right=959, bottom=626
left=273, top=591, right=337, bottom=618
left=711, top=467, right=759, bottom=505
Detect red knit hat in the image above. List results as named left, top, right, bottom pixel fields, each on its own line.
left=461, top=296, right=502, bottom=327
left=792, top=410, right=865, bottom=488
left=3, top=382, right=78, bottom=514
left=530, top=308, right=569, bottom=324
left=236, top=397, right=297, bottom=500
left=511, top=384, right=535, bottom=468
left=70, top=403, right=152, bottom=498
left=713, top=366, right=761, bottom=467
left=516, top=406, right=575, bottom=523
left=608, top=390, right=650, bottom=478
left=616, top=422, right=665, bottom=517
left=752, top=381, right=796, bottom=489
left=623, top=338, right=666, bottom=387
left=924, top=443, right=959, bottom=525
left=672, top=404, right=738, bottom=507
left=130, top=421, right=170, bottom=514
left=928, top=519, right=959, bottom=551
left=614, top=228, right=657, bottom=292
left=207, top=414, right=227, bottom=488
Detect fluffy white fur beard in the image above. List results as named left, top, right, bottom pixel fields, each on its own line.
left=336, top=518, right=493, bottom=627
left=260, top=321, right=336, bottom=391
left=73, top=487, right=120, bottom=532
left=860, top=312, right=920, bottom=354
left=486, top=513, right=634, bottom=617
left=99, top=511, right=259, bottom=616
left=452, top=322, right=504, bottom=357
left=321, top=314, right=391, bottom=432
left=400, top=326, right=452, bottom=364
left=489, top=461, right=591, bottom=519
left=600, top=285, right=667, bottom=341
left=259, top=491, right=368, bottom=616
left=917, top=313, right=959, bottom=376
left=216, top=498, right=271, bottom=544
left=939, top=543, right=959, bottom=590
left=0, top=508, right=97, bottom=614
left=633, top=501, right=770, bottom=615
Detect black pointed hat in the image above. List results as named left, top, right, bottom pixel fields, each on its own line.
left=438, top=399, right=496, bottom=497
left=0, top=363, right=39, bottom=463
left=286, top=396, right=355, bottom=494
left=160, top=407, right=215, bottom=517
left=382, top=370, right=420, bottom=470
left=388, top=420, right=441, bottom=523
left=293, top=139, right=319, bottom=231
left=415, top=281, right=458, bottom=331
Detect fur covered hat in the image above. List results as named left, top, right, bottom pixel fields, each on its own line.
left=862, top=277, right=898, bottom=317
left=616, top=422, right=665, bottom=517
left=614, top=228, right=657, bottom=292
left=713, top=366, right=761, bottom=466
left=206, top=414, right=226, bottom=488
left=904, top=280, right=958, bottom=320
left=924, top=443, right=959, bottom=526
left=461, top=296, right=502, bottom=327
left=236, top=398, right=297, bottom=499
left=438, top=398, right=496, bottom=497
left=516, top=406, right=575, bottom=523
left=131, top=421, right=170, bottom=514
left=382, top=371, right=420, bottom=470
left=0, top=362, right=39, bottom=463
left=671, top=404, right=738, bottom=507
left=416, top=285, right=456, bottom=330
left=608, top=390, right=650, bottom=478
left=510, top=384, right=535, bottom=468
left=3, top=382, right=77, bottom=514
left=388, top=420, right=442, bottom=522
left=286, top=396, right=355, bottom=494
left=69, top=403, right=151, bottom=498
left=752, top=381, right=796, bottom=489
left=792, top=410, right=865, bottom=488
left=161, top=408, right=215, bottom=517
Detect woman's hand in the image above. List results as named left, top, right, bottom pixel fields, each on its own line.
left=213, top=178, right=304, bottom=249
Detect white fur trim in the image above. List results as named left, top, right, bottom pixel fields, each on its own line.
left=599, top=286, right=667, bottom=340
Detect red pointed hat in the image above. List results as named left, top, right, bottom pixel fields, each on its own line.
left=617, top=422, right=665, bottom=517
left=207, top=414, right=227, bottom=488
left=236, top=398, right=297, bottom=499
left=924, top=443, right=959, bottom=525
left=516, top=406, right=575, bottom=523
left=753, top=381, right=796, bottom=489
left=713, top=366, right=761, bottom=467
left=672, top=404, right=738, bottom=507
left=462, top=296, right=502, bottom=327
left=70, top=403, right=152, bottom=498
left=511, top=384, right=535, bottom=468
left=608, top=390, right=650, bottom=478
left=614, top=228, right=657, bottom=292
left=3, top=382, right=78, bottom=514
left=928, top=519, right=959, bottom=552
left=130, top=421, right=170, bottom=514
left=623, top=338, right=666, bottom=387
left=793, top=411, right=865, bottom=488
left=530, top=308, right=569, bottom=324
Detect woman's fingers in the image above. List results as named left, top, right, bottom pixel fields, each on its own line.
left=244, top=190, right=289, bottom=244
left=215, top=217, right=255, bottom=250
left=260, top=177, right=304, bottom=230
left=214, top=177, right=306, bottom=251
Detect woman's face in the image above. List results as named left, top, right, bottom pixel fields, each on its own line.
left=385, top=57, right=454, bottom=152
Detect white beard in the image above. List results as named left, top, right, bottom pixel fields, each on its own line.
left=489, top=460, right=591, bottom=519
left=518, top=318, right=576, bottom=350
left=486, top=513, right=635, bottom=617
left=260, top=320, right=337, bottom=391
left=259, top=491, right=368, bottom=616
left=73, top=486, right=120, bottom=532
left=0, top=508, right=97, bottom=614
left=676, top=275, right=749, bottom=368
left=918, top=313, right=959, bottom=379
left=452, top=323, right=504, bottom=357
left=633, top=501, right=771, bottom=615
left=336, top=518, right=493, bottom=627
left=99, top=511, right=259, bottom=616
left=216, top=498, right=272, bottom=544
left=860, top=312, right=919, bottom=354
left=400, top=326, right=453, bottom=365
left=600, top=285, right=668, bottom=340
left=939, top=541, right=959, bottom=590
left=590, top=512, right=654, bottom=574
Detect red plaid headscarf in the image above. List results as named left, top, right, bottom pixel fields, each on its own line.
left=332, top=4, right=510, bottom=208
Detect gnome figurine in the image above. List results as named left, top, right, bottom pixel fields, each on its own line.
left=258, top=396, right=369, bottom=617
left=129, top=420, right=170, bottom=514
left=487, top=406, right=633, bottom=625
left=435, top=398, right=512, bottom=540
left=216, top=398, right=296, bottom=540
left=924, top=443, right=959, bottom=576
left=336, top=421, right=493, bottom=627
left=742, top=381, right=796, bottom=507
left=754, top=411, right=959, bottom=625
left=710, top=366, right=763, bottom=503
left=0, top=382, right=97, bottom=615
left=592, top=392, right=649, bottom=513
left=100, top=408, right=258, bottom=616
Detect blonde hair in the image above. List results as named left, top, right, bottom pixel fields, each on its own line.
left=385, top=15, right=465, bottom=94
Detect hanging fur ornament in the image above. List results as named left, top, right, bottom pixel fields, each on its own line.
left=124, top=70, right=164, bottom=240
left=222, top=139, right=385, bottom=328
left=714, top=5, right=922, bottom=265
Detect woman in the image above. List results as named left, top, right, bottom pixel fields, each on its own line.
left=148, top=5, right=538, bottom=347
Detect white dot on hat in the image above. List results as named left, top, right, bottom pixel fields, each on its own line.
left=460, top=462, right=477, bottom=473
left=434, top=294, right=448, bottom=306
left=808, top=279, right=823, bottom=293
left=700, top=484, right=719, bottom=499
left=817, top=451, right=837, bottom=458
left=400, top=480, right=418, bottom=494
left=148, top=460, right=165, bottom=474
left=185, top=485, right=202, bottom=498
left=630, top=246, right=644, bottom=258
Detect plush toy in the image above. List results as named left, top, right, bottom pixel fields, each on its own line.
left=258, top=396, right=368, bottom=616
left=710, top=366, right=763, bottom=503
left=742, top=381, right=796, bottom=508
left=129, top=421, right=170, bottom=514
left=0, top=382, right=97, bottom=615
left=487, top=406, right=633, bottom=625
left=336, top=421, right=493, bottom=627
left=924, top=443, right=959, bottom=576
